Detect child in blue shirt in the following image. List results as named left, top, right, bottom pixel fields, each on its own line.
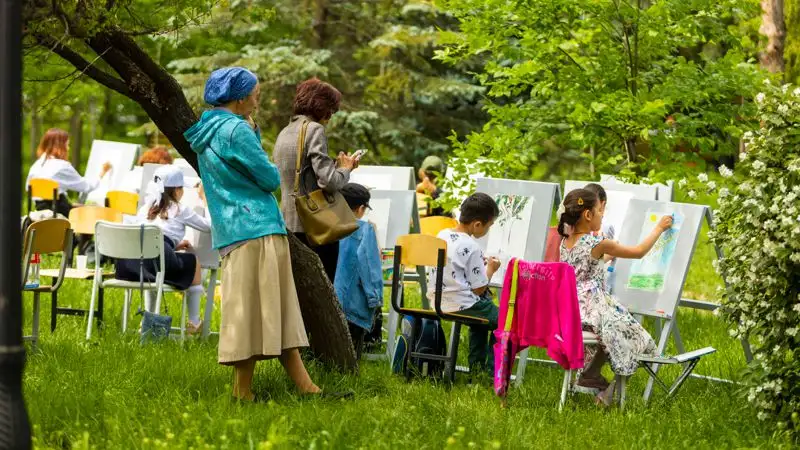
left=334, top=183, right=384, bottom=359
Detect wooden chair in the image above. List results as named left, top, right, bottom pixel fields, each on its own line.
left=21, top=219, right=73, bottom=348
left=419, top=216, right=458, bottom=237
left=105, top=191, right=139, bottom=216
left=390, top=234, right=489, bottom=383
left=40, top=206, right=123, bottom=332
left=27, top=178, right=59, bottom=218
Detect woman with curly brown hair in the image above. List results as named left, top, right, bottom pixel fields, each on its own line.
left=273, top=78, right=359, bottom=282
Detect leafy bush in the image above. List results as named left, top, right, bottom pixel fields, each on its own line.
left=709, top=81, right=800, bottom=439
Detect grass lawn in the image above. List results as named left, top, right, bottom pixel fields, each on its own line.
left=22, top=271, right=784, bottom=450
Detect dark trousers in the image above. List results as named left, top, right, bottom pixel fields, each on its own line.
left=294, top=232, right=339, bottom=284
left=458, top=297, right=500, bottom=374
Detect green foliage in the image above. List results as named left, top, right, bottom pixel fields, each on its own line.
left=787, top=0, right=800, bottom=85
left=434, top=0, right=766, bottom=208
left=707, top=82, right=800, bottom=440
left=163, top=0, right=487, bottom=166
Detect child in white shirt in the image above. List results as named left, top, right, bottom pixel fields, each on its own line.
left=427, top=193, right=501, bottom=374
left=115, top=165, right=212, bottom=333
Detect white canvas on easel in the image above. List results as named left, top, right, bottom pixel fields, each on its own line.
left=82, top=140, right=140, bottom=205
left=362, top=190, right=417, bottom=250
left=138, top=163, right=165, bottom=208
left=349, top=166, right=415, bottom=191
left=600, top=174, right=674, bottom=202
left=475, top=177, right=559, bottom=285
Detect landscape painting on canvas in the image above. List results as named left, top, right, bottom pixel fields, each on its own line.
left=627, top=210, right=683, bottom=292
left=484, top=194, right=533, bottom=285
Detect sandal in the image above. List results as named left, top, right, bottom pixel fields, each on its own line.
left=594, top=380, right=616, bottom=407
left=186, top=320, right=203, bottom=336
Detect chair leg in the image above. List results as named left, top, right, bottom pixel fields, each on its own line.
left=202, top=269, right=217, bottom=339
left=121, top=290, right=130, bottom=333
left=618, top=375, right=627, bottom=411
left=447, top=322, right=461, bottom=383
left=85, top=276, right=99, bottom=340
left=31, top=292, right=41, bottom=350
left=180, top=292, right=187, bottom=342
left=515, top=348, right=530, bottom=386
left=50, top=290, right=57, bottom=333
left=559, top=370, right=572, bottom=412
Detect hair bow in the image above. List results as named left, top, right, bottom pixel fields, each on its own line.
left=143, top=175, right=165, bottom=209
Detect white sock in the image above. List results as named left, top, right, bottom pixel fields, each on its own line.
left=187, top=285, right=204, bottom=325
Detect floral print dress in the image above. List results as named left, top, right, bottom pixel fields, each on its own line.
left=561, top=235, right=656, bottom=376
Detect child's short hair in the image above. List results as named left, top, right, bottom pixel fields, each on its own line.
left=459, top=193, right=499, bottom=225
left=584, top=183, right=607, bottom=203
left=340, top=183, right=372, bottom=211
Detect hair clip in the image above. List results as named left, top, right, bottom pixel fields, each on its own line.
left=577, top=197, right=584, bottom=206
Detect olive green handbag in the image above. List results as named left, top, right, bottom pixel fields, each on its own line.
left=293, top=120, right=358, bottom=246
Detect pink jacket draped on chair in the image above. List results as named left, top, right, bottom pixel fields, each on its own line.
left=495, top=259, right=584, bottom=371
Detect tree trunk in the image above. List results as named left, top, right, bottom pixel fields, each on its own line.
left=69, top=103, right=83, bottom=170
left=29, top=96, right=41, bottom=161
left=287, top=234, right=358, bottom=372
left=760, top=0, right=786, bottom=73
left=625, top=138, right=637, bottom=163
left=312, top=0, right=328, bottom=48
left=34, top=26, right=357, bottom=372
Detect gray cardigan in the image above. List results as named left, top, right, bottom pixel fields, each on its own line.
left=273, top=115, right=351, bottom=233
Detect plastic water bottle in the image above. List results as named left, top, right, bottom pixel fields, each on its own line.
left=25, top=253, right=41, bottom=289
left=606, top=264, right=615, bottom=295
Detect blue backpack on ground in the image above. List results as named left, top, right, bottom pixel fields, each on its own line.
left=391, top=316, right=447, bottom=377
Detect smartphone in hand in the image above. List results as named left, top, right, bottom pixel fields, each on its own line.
left=353, top=149, right=368, bottom=160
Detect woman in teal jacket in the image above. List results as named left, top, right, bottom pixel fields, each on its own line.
left=184, top=67, right=329, bottom=402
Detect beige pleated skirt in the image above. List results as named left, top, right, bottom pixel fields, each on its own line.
left=218, top=234, right=308, bottom=365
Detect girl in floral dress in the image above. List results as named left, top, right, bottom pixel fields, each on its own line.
left=558, top=188, right=673, bottom=405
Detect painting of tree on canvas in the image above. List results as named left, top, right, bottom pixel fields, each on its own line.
left=484, top=194, right=533, bottom=285
left=627, top=210, right=683, bottom=292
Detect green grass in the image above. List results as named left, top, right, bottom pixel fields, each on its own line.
left=21, top=273, right=788, bottom=450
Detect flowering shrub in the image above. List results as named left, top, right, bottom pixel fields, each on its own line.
left=708, top=82, right=800, bottom=438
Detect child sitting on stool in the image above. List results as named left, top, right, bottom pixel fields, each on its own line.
left=427, top=193, right=501, bottom=375
left=334, top=183, right=384, bottom=359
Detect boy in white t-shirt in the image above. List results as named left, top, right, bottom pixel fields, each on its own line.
left=427, top=193, right=501, bottom=374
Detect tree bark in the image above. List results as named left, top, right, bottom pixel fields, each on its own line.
left=69, top=103, right=83, bottom=169
left=101, top=91, right=113, bottom=138
left=27, top=21, right=358, bottom=372
left=760, top=0, right=786, bottom=73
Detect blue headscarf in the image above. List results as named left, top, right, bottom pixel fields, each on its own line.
left=203, top=67, right=258, bottom=106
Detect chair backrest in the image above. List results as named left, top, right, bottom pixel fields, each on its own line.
left=94, top=221, right=163, bottom=260
left=69, top=206, right=124, bottom=235
left=105, top=190, right=139, bottom=215
left=28, top=178, right=59, bottom=200
left=395, top=234, right=447, bottom=267
left=23, top=219, right=72, bottom=255
left=544, top=226, right=561, bottom=263
left=419, top=216, right=458, bottom=238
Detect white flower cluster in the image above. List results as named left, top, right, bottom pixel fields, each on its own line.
left=708, top=85, right=800, bottom=434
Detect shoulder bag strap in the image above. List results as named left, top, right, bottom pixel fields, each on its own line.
left=293, top=120, right=310, bottom=195
left=504, top=258, right=519, bottom=332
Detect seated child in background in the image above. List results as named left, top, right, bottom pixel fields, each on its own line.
left=116, top=165, right=211, bottom=334
left=583, top=183, right=616, bottom=293
left=427, top=193, right=501, bottom=374
left=559, top=188, right=672, bottom=405
left=334, top=183, right=384, bottom=359
left=416, top=155, right=449, bottom=217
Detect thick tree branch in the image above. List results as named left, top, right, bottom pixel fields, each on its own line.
left=35, top=36, right=130, bottom=96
